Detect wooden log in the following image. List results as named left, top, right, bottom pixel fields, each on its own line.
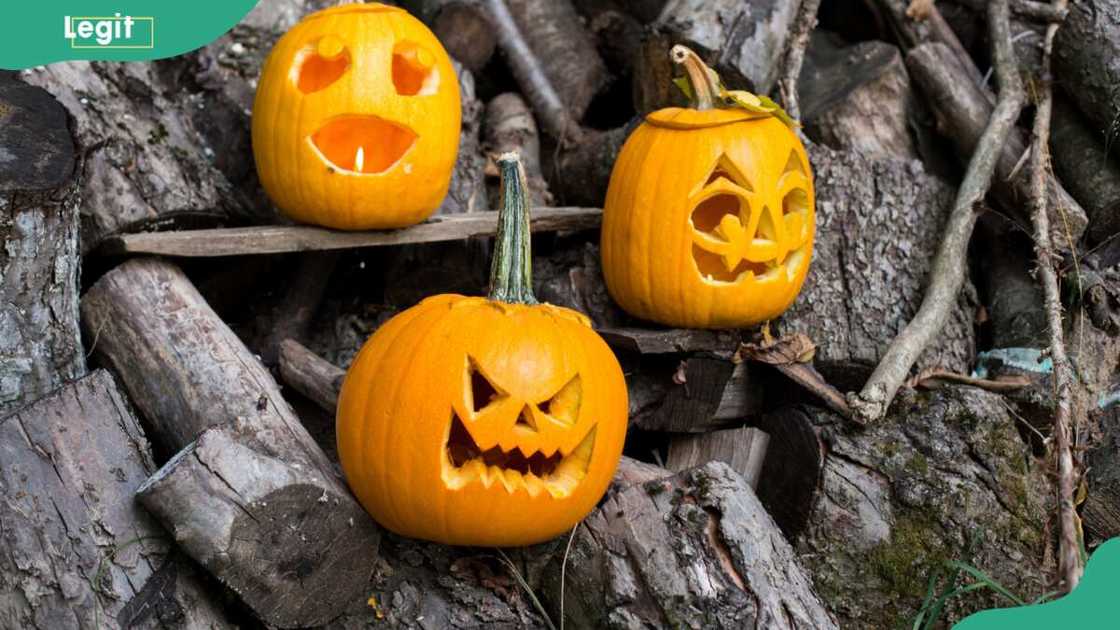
left=752, top=406, right=824, bottom=541
left=666, top=426, right=770, bottom=488
left=905, top=42, right=1088, bottom=243
left=0, top=75, right=85, bottom=415
left=81, top=258, right=380, bottom=628
left=535, top=241, right=629, bottom=328
left=544, top=461, right=839, bottom=629
left=0, top=370, right=231, bottom=630
left=649, top=0, right=804, bottom=95
left=795, top=386, right=1049, bottom=626
left=1050, top=97, right=1120, bottom=245
left=549, top=123, right=635, bottom=207
left=256, top=251, right=340, bottom=366
left=975, top=215, right=1048, bottom=349
left=1085, top=402, right=1120, bottom=543
left=1054, top=1, right=1120, bottom=143
left=401, top=0, right=497, bottom=72
left=483, top=92, right=551, bottom=205
left=778, top=143, right=976, bottom=376
left=799, top=36, right=921, bottom=162
left=97, top=207, right=601, bottom=258
left=597, top=326, right=740, bottom=355
left=632, top=357, right=765, bottom=433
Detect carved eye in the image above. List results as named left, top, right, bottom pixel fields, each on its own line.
left=392, top=41, right=440, bottom=95
left=293, top=36, right=350, bottom=94
left=466, top=357, right=504, bottom=414
left=540, top=374, right=582, bottom=427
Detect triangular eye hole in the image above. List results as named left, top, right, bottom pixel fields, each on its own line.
left=467, top=357, right=503, bottom=414
left=783, top=149, right=807, bottom=177
left=701, top=153, right=754, bottom=192
left=541, top=374, right=582, bottom=427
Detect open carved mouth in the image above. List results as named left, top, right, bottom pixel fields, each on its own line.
left=442, top=413, right=596, bottom=498
left=308, top=115, right=417, bottom=174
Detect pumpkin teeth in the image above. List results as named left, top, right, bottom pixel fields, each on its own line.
left=443, top=413, right=595, bottom=496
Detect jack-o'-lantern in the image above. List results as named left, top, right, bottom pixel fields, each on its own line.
left=337, top=153, right=628, bottom=546
left=252, top=3, right=461, bottom=230
left=601, top=45, right=814, bottom=328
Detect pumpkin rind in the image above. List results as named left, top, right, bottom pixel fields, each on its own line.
left=252, top=4, right=461, bottom=230
left=600, top=51, right=815, bottom=329
left=336, top=154, right=628, bottom=546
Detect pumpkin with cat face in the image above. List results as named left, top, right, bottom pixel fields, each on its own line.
left=601, top=46, right=814, bottom=328
left=337, top=154, right=628, bottom=546
left=252, top=3, right=460, bottom=230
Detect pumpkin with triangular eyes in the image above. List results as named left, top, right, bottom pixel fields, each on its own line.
left=336, top=155, right=628, bottom=546
left=252, top=3, right=460, bottom=230
left=601, top=46, right=814, bottom=329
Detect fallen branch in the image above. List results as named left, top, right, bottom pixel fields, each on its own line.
left=777, top=0, right=822, bottom=121
left=737, top=333, right=855, bottom=422
left=850, top=0, right=1026, bottom=423
left=1026, top=0, right=1083, bottom=593
left=97, top=207, right=601, bottom=257
left=907, top=368, right=1032, bottom=393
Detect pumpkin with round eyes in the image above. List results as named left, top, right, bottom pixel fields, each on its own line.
left=601, top=46, right=815, bottom=329
left=252, top=3, right=461, bottom=230
left=336, top=154, right=628, bottom=546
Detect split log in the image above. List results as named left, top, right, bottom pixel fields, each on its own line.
left=1050, top=97, right=1120, bottom=245
left=548, top=123, right=635, bottom=207
left=1085, top=404, right=1120, bottom=543
left=666, top=426, right=770, bottom=488
left=0, top=370, right=231, bottom=630
left=535, top=241, right=628, bottom=328
left=0, top=75, right=84, bottom=414
left=751, top=406, right=824, bottom=542
left=81, top=258, right=380, bottom=628
left=98, top=207, right=602, bottom=257
left=544, top=462, right=839, bottom=629
left=649, top=0, right=804, bottom=95
left=632, top=357, right=765, bottom=433
left=1054, top=1, right=1120, bottom=142
left=796, top=386, right=1049, bottom=627
left=483, top=93, right=551, bottom=206
left=905, top=42, right=1088, bottom=243
left=597, top=327, right=740, bottom=355
left=778, top=143, right=976, bottom=378
left=798, top=35, right=921, bottom=162
left=401, top=0, right=496, bottom=72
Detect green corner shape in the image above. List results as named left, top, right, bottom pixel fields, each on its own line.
left=954, top=537, right=1120, bottom=629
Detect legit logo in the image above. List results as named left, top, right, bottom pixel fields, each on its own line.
left=64, top=14, right=154, bottom=49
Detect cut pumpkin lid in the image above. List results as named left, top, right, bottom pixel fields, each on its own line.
left=645, top=107, right=774, bottom=130
left=304, top=2, right=404, bottom=20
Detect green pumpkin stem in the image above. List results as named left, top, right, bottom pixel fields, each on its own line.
left=488, top=152, right=538, bottom=305
left=671, top=45, right=720, bottom=111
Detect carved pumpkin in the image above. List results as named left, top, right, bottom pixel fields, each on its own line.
left=252, top=3, right=461, bottom=230
left=601, top=46, right=814, bottom=328
left=336, top=154, right=628, bottom=546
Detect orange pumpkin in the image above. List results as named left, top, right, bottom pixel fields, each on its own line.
left=336, top=153, right=629, bottom=546
left=252, top=3, right=461, bottom=230
left=601, top=46, right=814, bottom=328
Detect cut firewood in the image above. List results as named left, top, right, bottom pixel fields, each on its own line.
left=544, top=461, right=839, bottom=629
left=1050, top=97, right=1120, bottom=246
left=779, top=143, right=976, bottom=378
left=401, top=0, right=497, bottom=72
left=799, top=35, right=922, bottom=162
left=597, top=326, right=740, bottom=355
left=484, top=92, right=551, bottom=205
left=81, top=258, right=380, bottom=628
left=752, top=406, right=824, bottom=542
left=97, top=207, right=601, bottom=258
left=0, top=75, right=84, bottom=415
left=905, top=42, right=1088, bottom=243
left=666, top=426, right=770, bottom=488
left=256, top=251, right=340, bottom=366
left=1053, top=1, right=1120, bottom=144
left=548, top=123, right=635, bottom=207
left=0, top=370, right=231, bottom=629
left=632, top=357, right=766, bottom=433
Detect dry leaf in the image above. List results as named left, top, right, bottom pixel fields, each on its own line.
left=906, top=0, right=934, bottom=20
left=736, top=332, right=816, bottom=365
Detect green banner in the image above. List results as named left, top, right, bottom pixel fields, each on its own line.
left=0, top=1, right=259, bottom=70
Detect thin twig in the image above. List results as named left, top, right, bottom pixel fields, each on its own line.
left=777, top=0, right=822, bottom=122
left=1026, top=0, right=1082, bottom=593
left=559, top=523, right=578, bottom=630
left=849, top=0, right=1027, bottom=423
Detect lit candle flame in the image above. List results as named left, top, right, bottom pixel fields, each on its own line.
left=354, top=146, right=365, bottom=173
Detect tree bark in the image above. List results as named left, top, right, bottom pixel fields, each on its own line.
left=905, top=42, right=1088, bottom=243
left=0, top=76, right=85, bottom=415
left=1053, top=0, right=1120, bottom=143
left=0, top=370, right=231, bottom=630
left=80, top=258, right=380, bottom=628
left=797, top=386, right=1049, bottom=627
left=799, top=36, right=921, bottom=162
left=548, top=123, right=635, bottom=207
left=666, top=427, right=770, bottom=488
left=779, top=143, right=976, bottom=378
left=545, top=461, right=838, bottom=629
left=401, top=0, right=497, bottom=72
left=1050, top=96, right=1120, bottom=246
left=484, top=93, right=551, bottom=206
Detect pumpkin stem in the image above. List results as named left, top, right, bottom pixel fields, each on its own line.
left=671, top=45, right=720, bottom=111
left=488, top=152, right=538, bottom=305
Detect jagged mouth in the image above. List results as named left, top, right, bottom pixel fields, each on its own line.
left=442, top=413, right=596, bottom=498
left=308, top=115, right=417, bottom=175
